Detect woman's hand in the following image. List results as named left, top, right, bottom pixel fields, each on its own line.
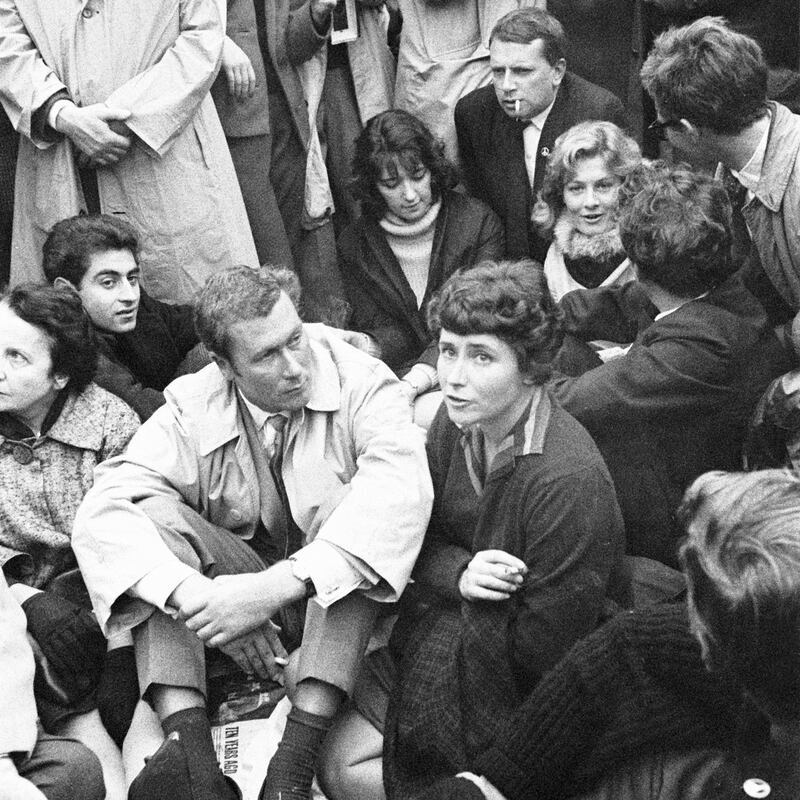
left=458, top=549, right=527, bottom=602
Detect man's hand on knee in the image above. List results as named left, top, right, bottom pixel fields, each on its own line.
left=218, top=625, right=288, bottom=681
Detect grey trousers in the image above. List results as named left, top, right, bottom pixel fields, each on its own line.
left=132, top=497, right=379, bottom=700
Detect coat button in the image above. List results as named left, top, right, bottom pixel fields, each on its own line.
left=230, top=509, right=242, bottom=522
left=743, top=778, right=771, bottom=798
left=81, top=6, right=95, bottom=17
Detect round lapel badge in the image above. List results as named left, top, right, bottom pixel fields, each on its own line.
left=743, top=778, right=771, bottom=798
left=540, top=146, right=551, bottom=158
left=12, top=444, right=34, bottom=465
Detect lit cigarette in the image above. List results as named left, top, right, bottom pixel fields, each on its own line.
left=274, top=657, right=289, bottom=666
left=515, top=99, right=521, bottom=116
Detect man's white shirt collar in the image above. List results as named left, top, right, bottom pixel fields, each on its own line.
left=731, top=108, right=771, bottom=196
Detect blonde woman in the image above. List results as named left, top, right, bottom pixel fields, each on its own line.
left=532, top=121, right=641, bottom=302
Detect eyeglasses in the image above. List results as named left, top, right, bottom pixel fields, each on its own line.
left=648, top=117, right=683, bottom=141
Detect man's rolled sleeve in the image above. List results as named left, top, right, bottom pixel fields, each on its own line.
left=291, top=540, right=378, bottom=608
left=131, top=561, right=199, bottom=614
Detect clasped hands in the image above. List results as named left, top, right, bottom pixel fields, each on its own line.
left=55, top=101, right=133, bottom=167
left=173, top=573, right=288, bottom=681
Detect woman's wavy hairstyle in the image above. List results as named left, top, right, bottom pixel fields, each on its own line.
left=679, top=469, right=800, bottom=724
left=2, top=283, right=98, bottom=392
left=531, top=121, right=641, bottom=238
left=350, top=109, right=459, bottom=219
left=427, top=260, right=563, bottom=384
left=618, top=163, right=734, bottom=296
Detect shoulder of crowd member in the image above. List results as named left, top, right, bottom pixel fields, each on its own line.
left=94, top=350, right=166, bottom=422
left=136, top=290, right=198, bottom=356
left=455, top=84, right=497, bottom=121
left=61, top=382, right=140, bottom=458
left=560, top=71, right=628, bottom=127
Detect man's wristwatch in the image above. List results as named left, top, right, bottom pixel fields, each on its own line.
left=288, top=556, right=317, bottom=598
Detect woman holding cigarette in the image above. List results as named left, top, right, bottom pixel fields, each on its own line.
left=318, top=260, right=627, bottom=799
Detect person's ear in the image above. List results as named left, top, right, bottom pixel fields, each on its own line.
left=53, top=276, right=77, bottom=292
left=210, top=352, right=235, bottom=383
left=552, top=58, right=566, bottom=85
left=53, top=372, right=69, bottom=391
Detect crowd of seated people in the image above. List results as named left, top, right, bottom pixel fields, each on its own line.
left=0, top=4, right=800, bottom=800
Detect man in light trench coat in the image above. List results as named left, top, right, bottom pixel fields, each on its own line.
left=0, top=0, right=258, bottom=305
left=72, top=266, right=433, bottom=800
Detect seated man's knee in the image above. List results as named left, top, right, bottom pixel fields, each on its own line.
left=284, top=649, right=301, bottom=701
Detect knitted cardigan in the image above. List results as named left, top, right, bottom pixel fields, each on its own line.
left=418, top=603, right=764, bottom=800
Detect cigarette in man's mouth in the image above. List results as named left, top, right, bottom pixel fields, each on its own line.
left=515, top=99, right=521, bottom=116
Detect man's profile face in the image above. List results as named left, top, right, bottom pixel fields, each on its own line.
left=490, top=38, right=565, bottom=120
left=216, top=291, right=312, bottom=413
left=76, top=248, right=140, bottom=334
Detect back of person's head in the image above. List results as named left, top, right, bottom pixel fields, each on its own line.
left=618, top=163, right=733, bottom=297
left=1, top=283, right=98, bottom=392
left=351, top=109, right=458, bottom=219
left=640, top=16, right=768, bottom=135
left=427, top=260, right=563, bottom=383
left=532, top=120, right=642, bottom=236
left=194, top=265, right=301, bottom=360
left=42, top=214, right=139, bottom=287
left=678, top=469, right=800, bottom=725
left=489, top=8, right=566, bottom=65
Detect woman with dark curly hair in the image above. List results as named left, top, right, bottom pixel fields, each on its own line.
left=338, top=109, right=504, bottom=419
left=318, top=260, right=627, bottom=800
left=0, top=284, right=140, bottom=798
left=531, top=120, right=641, bottom=303
left=550, top=165, right=791, bottom=567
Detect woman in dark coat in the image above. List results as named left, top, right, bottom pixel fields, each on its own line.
left=318, top=261, right=626, bottom=800
left=337, top=109, right=504, bottom=412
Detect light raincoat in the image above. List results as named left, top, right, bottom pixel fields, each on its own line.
left=0, top=0, right=258, bottom=303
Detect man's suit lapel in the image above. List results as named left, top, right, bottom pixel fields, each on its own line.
left=493, top=107, right=532, bottom=258
left=533, top=75, right=571, bottom=203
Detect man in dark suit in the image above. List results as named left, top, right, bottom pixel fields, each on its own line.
left=455, top=8, right=628, bottom=263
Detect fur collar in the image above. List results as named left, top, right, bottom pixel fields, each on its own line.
left=553, top=214, right=625, bottom=262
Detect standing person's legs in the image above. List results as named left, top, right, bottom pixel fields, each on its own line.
left=0, top=122, right=18, bottom=288
left=226, top=134, right=295, bottom=270
left=267, top=91, right=344, bottom=322
left=322, top=64, right=363, bottom=237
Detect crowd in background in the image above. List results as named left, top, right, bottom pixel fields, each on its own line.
left=1, top=2, right=800, bottom=800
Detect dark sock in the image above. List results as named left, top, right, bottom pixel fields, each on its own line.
left=160, top=707, right=239, bottom=800
left=259, top=707, right=333, bottom=800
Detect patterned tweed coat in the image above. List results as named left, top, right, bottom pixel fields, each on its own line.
left=0, top=383, right=138, bottom=587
